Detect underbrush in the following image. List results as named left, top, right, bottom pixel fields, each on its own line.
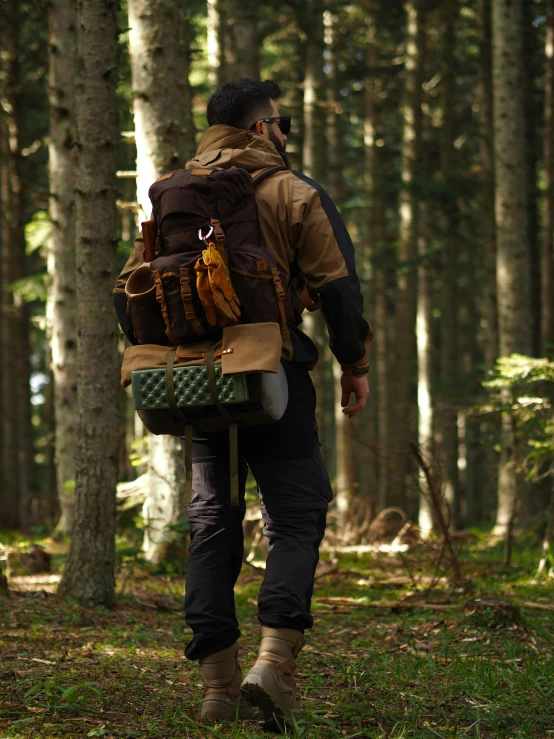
left=0, top=532, right=553, bottom=738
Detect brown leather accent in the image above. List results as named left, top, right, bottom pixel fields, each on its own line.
left=154, top=172, right=173, bottom=182
left=153, top=269, right=176, bottom=344
left=179, top=268, right=205, bottom=335
left=141, top=220, right=157, bottom=262
left=160, top=271, right=181, bottom=279
left=271, top=268, right=288, bottom=334
left=209, top=219, right=228, bottom=263
left=191, top=168, right=216, bottom=176
left=210, top=218, right=225, bottom=242
left=126, top=299, right=131, bottom=314
left=256, top=259, right=268, bottom=271
left=221, top=323, right=281, bottom=375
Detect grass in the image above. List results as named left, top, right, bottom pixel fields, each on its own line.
left=0, top=533, right=553, bottom=738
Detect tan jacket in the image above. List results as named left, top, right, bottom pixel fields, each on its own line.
left=114, top=125, right=371, bottom=367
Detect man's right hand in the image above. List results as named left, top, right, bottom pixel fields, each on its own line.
left=340, top=373, right=369, bottom=418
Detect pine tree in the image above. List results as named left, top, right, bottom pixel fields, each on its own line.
left=58, top=0, right=121, bottom=605
left=491, top=0, right=532, bottom=536
left=47, top=0, right=78, bottom=538
left=127, top=0, right=196, bottom=563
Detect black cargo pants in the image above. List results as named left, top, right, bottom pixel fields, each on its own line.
left=183, top=360, right=333, bottom=661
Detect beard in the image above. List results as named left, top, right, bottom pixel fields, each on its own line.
left=268, top=130, right=291, bottom=169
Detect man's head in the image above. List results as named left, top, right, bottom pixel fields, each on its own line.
left=207, top=78, right=289, bottom=165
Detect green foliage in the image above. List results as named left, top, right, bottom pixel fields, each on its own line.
left=24, top=679, right=102, bottom=715
left=482, top=354, right=554, bottom=480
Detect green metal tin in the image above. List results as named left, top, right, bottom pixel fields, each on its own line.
left=131, top=365, right=249, bottom=411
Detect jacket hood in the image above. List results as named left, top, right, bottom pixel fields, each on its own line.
left=186, top=125, right=285, bottom=172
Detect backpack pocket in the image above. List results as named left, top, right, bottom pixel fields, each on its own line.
left=229, top=246, right=294, bottom=331
left=150, top=253, right=221, bottom=344
left=125, top=264, right=168, bottom=345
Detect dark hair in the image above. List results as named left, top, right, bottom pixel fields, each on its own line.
left=207, top=78, right=281, bottom=130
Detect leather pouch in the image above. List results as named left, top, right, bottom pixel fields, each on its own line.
left=221, top=322, right=281, bottom=375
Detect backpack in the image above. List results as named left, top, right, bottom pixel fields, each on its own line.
left=123, top=165, right=294, bottom=504
left=127, top=165, right=295, bottom=345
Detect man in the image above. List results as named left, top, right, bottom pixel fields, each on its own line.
left=114, top=78, right=371, bottom=726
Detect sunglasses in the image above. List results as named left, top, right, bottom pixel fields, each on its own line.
left=250, top=116, right=291, bottom=136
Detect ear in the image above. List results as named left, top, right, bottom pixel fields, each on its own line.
left=254, top=120, right=266, bottom=137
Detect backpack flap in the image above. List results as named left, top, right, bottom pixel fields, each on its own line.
left=221, top=322, right=281, bottom=375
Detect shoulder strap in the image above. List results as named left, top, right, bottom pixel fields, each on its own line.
left=251, top=166, right=289, bottom=187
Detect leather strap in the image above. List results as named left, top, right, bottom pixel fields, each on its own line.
left=165, top=347, right=179, bottom=420
left=206, top=344, right=239, bottom=507
left=209, top=219, right=227, bottom=264
left=165, top=349, right=193, bottom=505
left=206, top=344, right=232, bottom=422
left=271, top=268, right=288, bottom=334
left=180, top=268, right=205, bottom=335
left=153, top=269, right=176, bottom=344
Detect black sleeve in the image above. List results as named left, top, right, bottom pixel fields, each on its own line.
left=293, top=171, right=371, bottom=366
left=114, top=292, right=137, bottom=345
left=319, top=277, right=371, bottom=366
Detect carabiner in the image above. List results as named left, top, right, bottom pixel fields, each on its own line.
left=198, top=226, right=214, bottom=244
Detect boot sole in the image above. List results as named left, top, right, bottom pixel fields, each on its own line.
left=240, top=675, right=298, bottom=728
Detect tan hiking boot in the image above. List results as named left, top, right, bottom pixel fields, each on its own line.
left=240, top=627, right=305, bottom=725
left=199, top=644, right=252, bottom=722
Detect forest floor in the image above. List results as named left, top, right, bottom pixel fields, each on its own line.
left=0, top=533, right=553, bottom=739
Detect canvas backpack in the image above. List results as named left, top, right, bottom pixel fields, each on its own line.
left=123, top=165, right=295, bottom=504
left=127, top=165, right=295, bottom=346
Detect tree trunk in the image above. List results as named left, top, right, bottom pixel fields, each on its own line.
left=417, top=205, right=435, bottom=537
left=47, top=0, right=78, bottom=538
left=128, top=0, right=196, bottom=222
left=391, top=0, right=426, bottom=506
left=438, top=0, right=461, bottom=528
left=0, top=0, right=37, bottom=531
left=324, top=7, right=356, bottom=532
left=128, top=0, right=196, bottom=563
left=302, top=0, right=326, bottom=184
left=523, top=0, right=542, bottom=358
left=332, top=360, right=356, bottom=535
left=543, top=0, right=554, bottom=354
left=364, top=9, right=389, bottom=509
left=58, top=0, right=120, bottom=606
left=492, top=0, right=532, bottom=536
left=142, top=435, right=186, bottom=564
left=210, top=0, right=260, bottom=85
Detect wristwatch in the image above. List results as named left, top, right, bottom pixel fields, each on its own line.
left=343, top=363, right=370, bottom=377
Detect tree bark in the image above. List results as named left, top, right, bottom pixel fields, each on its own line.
left=543, top=0, right=554, bottom=354
left=438, top=0, right=461, bottom=528
left=209, top=0, right=260, bottom=85
left=302, top=0, right=326, bottom=184
left=0, top=0, right=37, bottom=531
left=492, top=0, right=532, bottom=536
left=391, top=0, right=426, bottom=506
left=128, top=0, right=196, bottom=563
left=417, top=205, right=435, bottom=537
left=58, top=0, right=121, bottom=606
left=478, top=0, right=498, bottom=369
left=128, top=0, right=196, bottom=222
left=324, top=7, right=356, bottom=531
left=364, top=7, right=390, bottom=510
left=47, top=0, right=78, bottom=538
